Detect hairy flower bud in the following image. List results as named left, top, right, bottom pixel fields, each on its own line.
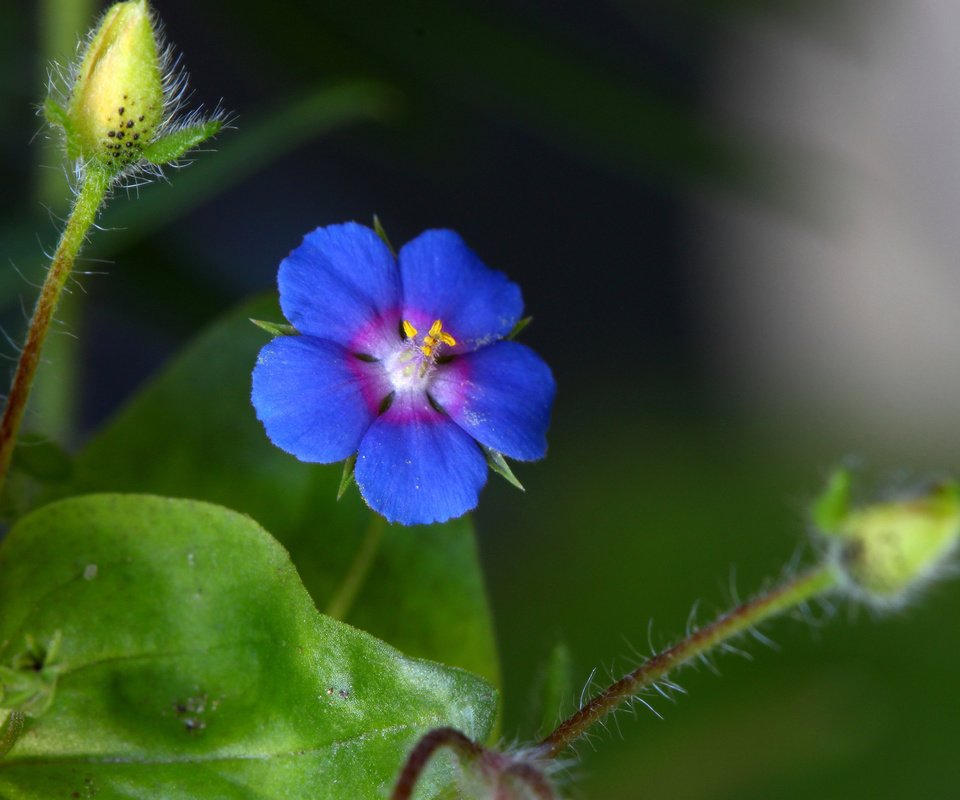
left=44, top=0, right=222, bottom=177
left=815, top=471, right=960, bottom=606
left=66, top=0, right=163, bottom=169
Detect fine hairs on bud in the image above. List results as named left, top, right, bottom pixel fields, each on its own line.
left=44, top=0, right=224, bottom=182
left=813, top=468, right=960, bottom=609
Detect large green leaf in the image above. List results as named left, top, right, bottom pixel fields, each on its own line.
left=72, top=296, right=500, bottom=689
left=0, top=494, right=495, bottom=798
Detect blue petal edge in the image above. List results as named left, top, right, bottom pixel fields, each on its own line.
left=432, top=340, right=556, bottom=461
left=278, top=222, right=401, bottom=353
left=398, top=229, right=523, bottom=352
left=252, top=335, right=381, bottom=463
left=354, top=395, right=489, bottom=525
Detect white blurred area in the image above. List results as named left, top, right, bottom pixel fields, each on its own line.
left=698, top=2, right=960, bottom=454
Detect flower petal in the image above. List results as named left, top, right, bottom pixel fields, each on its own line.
left=279, top=222, right=401, bottom=356
left=355, top=394, right=488, bottom=525
left=398, top=230, right=523, bottom=352
left=431, top=341, right=556, bottom=461
left=252, top=335, right=387, bottom=463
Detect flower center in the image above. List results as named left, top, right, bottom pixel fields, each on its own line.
left=385, top=319, right=456, bottom=392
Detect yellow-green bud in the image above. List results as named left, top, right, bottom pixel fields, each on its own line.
left=66, top=0, right=163, bottom=169
left=819, top=475, right=960, bottom=606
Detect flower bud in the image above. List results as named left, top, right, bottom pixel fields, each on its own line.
left=816, top=472, right=960, bottom=606
left=66, top=0, right=163, bottom=169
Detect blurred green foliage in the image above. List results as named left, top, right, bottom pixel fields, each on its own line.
left=1, top=0, right=958, bottom=798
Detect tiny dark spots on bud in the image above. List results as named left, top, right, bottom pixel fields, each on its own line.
left=338, top=689, right=351, bottom=699
left=126, top=120, right=134, bottom=129
left=107, top=131, right=116, bottom=138
left=118, top=106, right=125, bottom=115
left=126, top=141, right=133, bottom=148
left=138, top=115, right=145, bottom=122
left=123, top=94, right=127, bottom=99
left=133, top=133, right=140, bottom=140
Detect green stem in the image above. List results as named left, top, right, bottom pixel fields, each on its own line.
left=325, top=516, right=386, bottom=620
left=0, top=165, right=110, bottom=495
left=539, top=563, right=839, bottom=757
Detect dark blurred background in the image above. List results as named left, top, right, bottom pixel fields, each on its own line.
left=4, top=1, right=960, bottom=797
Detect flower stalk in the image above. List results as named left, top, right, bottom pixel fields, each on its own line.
left=539, top=563, right=839, bottom=758
left=390, top=727, right=556, bottom=800
left=0, top=166, right=111, bottom=494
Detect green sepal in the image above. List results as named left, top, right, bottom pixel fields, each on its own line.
left=142, top=120, right=223, bottom=166
left=373, top=214, right=396, bottom=256
left=813, top=468, right=852, bottom=535
left=338, top=454, right=357, bottom=500
left=0, top=632, right=63, bottom=718
left=482, top=445, right=524, bottom=491
left=507, top=316, right=533, bottom=340
left=42, top=99, right=80, bottom=159
left=250, top=318, right=299, bottom=337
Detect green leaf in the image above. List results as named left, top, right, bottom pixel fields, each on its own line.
left=482, top=446, right=525, bottom=492
left=141, top=120, right=223, bottom=166
left=70, top=295, right=500, bottom=690
left=250, top=318, right=299, bottom=337
left=0, top=495, right=496, bottom=797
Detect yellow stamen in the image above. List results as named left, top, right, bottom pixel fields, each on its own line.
left=403, top=318, right=456, bottom=359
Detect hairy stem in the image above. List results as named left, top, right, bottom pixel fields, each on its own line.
left=0, top=165, right=110, bottom=494
left=325, top=515, right=385, bottom=620
left=540, top=563, right=839, bottom=757
left=390, top=728, right=483, bottom=800
left=391, top=727, right=557, bottom=800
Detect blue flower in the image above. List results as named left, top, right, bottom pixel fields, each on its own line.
left=252, top=222, right=556, bottom=526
